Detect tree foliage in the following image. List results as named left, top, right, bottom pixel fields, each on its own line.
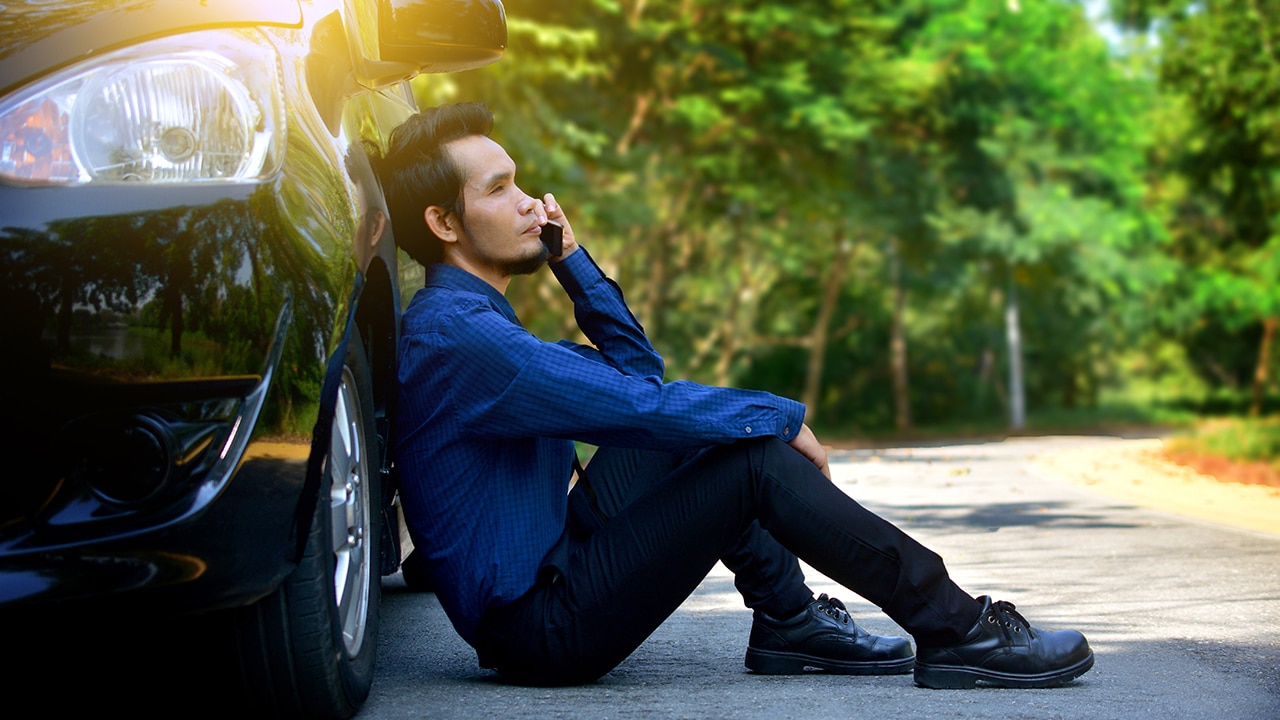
left=1112, top=0, right=1280, bottom=415
left=404, top=0, right=1277, bottom=433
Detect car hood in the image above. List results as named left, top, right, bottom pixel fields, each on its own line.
left=0, top=0, right=302, bottom=96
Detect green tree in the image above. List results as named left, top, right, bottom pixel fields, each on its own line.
left=915, top=0, right=1160, bottom=428
left=400, top=0, right=1172, bottom=434
left=1115, top=0, right=1280, bottom=415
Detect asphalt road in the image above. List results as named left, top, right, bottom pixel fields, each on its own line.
left=358, top=435, right=1280, bottom=720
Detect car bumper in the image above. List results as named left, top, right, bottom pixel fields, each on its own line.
left=0, top=439, right=310, bottom=613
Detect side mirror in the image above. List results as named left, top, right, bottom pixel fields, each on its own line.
left=380, top=0, right=507, bottom=73
left=345, top=0, right=506, bottom=88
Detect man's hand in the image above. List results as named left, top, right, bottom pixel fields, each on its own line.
left=788, top=423, right=831, bottom=479
left=542, top=193, right=578, bottom=260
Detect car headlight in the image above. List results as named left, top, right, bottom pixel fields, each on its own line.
left=0, top=29, right=284, bottom=184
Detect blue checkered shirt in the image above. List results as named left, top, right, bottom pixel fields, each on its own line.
left=393, top=248, right=806, bottom=646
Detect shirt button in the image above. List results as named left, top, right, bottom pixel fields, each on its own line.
left=784, top=426, right=790, bottom=435
left=744, top=426, right=753, bottom=434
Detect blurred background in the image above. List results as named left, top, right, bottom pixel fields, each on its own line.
left=406, top=0, right=1278, bottom=472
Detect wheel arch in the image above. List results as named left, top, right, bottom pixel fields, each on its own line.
left=288, top=253, right=400, bottom=577
left=350, top=254, right=404, bottom=576
left=352, top=254, right=398, bottom=460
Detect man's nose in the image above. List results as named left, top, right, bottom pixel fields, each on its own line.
left=517, top=192, right=544, bottom=219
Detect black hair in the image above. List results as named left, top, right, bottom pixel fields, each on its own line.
left=371, top=102, right=495, bottom=266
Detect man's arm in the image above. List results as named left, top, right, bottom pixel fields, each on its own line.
left=550, top=249, right=665, bottom=379
left=539, top=194, right=665, bottom=380
left=428, top=300, right=805, bottom=451
left=526, top=193, right=825, bottom=474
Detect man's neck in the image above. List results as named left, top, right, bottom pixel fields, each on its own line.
left=443, top=256, right=509, bottom=295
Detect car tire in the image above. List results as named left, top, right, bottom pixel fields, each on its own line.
left=231, top=328, right=382, bottom=719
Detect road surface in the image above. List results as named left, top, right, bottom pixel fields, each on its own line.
left=358, top=435, right=1280, bottom=720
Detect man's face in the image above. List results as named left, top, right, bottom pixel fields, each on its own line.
left=445, top=134, right=547, bottom=277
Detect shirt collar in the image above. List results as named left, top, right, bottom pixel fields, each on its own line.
left=424, top=263, right=520, bottom=325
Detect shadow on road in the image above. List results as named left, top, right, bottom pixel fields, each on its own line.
left=880, top=500, right=1145, bottom=533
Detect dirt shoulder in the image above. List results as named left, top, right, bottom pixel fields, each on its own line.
left=1031, top=438, right=1280, bottom=537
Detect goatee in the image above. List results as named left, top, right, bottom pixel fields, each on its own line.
left=502, top=244, right=549, bottom=276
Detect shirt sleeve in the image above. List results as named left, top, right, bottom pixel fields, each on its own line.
left=549, top=248, right=665, bottom=380
left=438, top=298, right=806, bottom=450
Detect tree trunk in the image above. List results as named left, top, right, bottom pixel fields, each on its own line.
left=169, top=288, right=185, bottom=359
left=975, top=345, right=995, bottom=414
left=1006, top=271, right=1026, bottom=430
left=714, top=283, right=741, bottom=388
left=640, top=230, right=669, bottom=341
left=801, top=224, right=852, bottom=423
left=1251, top=316, right=1277, bottom=416
left=56, top=278, right=74, bottom=356
left=889, top=238, right=911, bottom=432
left=714, top=215, right=749, bottom=388
left=1062, top=356, right=1077, bottom=409
left=640, top=178, right=695, bottom=342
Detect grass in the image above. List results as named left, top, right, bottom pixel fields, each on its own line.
left=1165, top=415, right=1280, bottom=465
left=816, top=402, right=1197, bottom=449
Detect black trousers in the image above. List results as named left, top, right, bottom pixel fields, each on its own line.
left=475, top=437, right=982, bottom=686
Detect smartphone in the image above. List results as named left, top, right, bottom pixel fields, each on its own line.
left=540, top=221, right=564, bottom=256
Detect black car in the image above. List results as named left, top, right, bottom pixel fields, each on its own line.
left=0, top=0, right=505, bottom=715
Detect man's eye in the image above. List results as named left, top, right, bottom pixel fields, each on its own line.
left=490, top=185, right=504, bottom=194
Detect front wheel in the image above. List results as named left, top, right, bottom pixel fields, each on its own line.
left=232, top=329, right=382, bottom=718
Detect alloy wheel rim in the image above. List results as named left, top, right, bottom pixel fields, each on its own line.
left=329, top=366, right=372, bottom=657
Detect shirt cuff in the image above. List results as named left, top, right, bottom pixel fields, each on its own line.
left=549, top=246, right=605, bottom=298
left=775, top=397, right=807, bottom=442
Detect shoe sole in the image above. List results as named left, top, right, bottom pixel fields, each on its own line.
left=913, top=651, right=1095, bottom=689
left=745, top=648, right=916, bottom=675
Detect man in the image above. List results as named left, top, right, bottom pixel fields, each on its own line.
left=385, top=102, right=1094, bottom=689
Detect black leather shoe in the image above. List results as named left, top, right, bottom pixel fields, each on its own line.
left=914, top=596, right=1094, bottom=689
left=746, top=594, right=915, bottom=675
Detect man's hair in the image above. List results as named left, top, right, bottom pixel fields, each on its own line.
left=372, top=102, right=494, bottom=266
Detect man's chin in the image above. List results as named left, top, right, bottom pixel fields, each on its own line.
left=503, top=245, right=550, bottom=276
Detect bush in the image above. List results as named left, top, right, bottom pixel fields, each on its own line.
left=1166, top=416, right=1280, bottom=465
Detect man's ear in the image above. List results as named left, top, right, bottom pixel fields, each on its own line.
left=424, top=206, right=459, bottom=244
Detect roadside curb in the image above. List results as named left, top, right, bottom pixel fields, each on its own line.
left=1031, top=437, right=1280, bottom=537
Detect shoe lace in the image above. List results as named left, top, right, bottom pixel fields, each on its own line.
left=986, top=599, right=1036, bottom=639
left=815, top=593, right=851, bottom=625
